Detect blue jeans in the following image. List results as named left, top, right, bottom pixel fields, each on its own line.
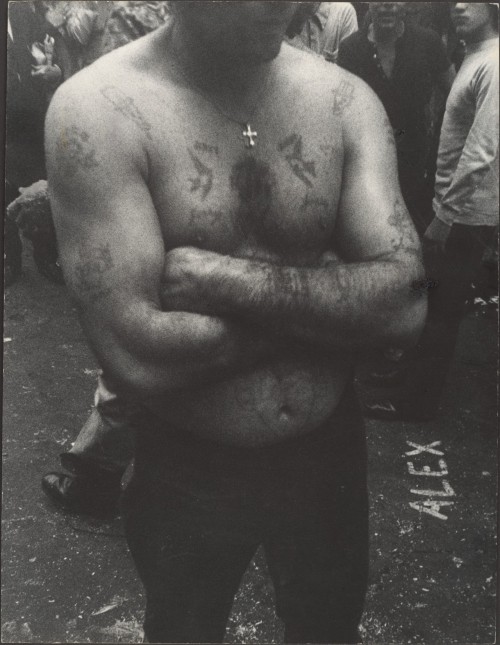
left=123, top=384, right=368, bottom=643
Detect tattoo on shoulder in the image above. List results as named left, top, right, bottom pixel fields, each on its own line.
left=71, top=244, right=114, bottom=303
left=331, top=79, right=355, bottom=116
left=188, top=150, right=213, bottom=200
left=278, top=134, right=316, bottom=188
left=100, top=85, right=153, bottom=140
left=59, top=126, right=99, bottom=177
left=387, top=197, right=421, bottom=258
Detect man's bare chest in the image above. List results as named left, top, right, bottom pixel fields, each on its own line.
left=147, top=111, right=344, bottom=262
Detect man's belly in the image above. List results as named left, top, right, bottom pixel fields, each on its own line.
left=144, top=353, right=351, bottom=447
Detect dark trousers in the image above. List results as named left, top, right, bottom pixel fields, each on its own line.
left=404, top=223, right=497, bottom=416
left=122, top=385, right=368, bottom=643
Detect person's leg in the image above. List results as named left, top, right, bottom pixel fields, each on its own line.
left=264, top=386, right=369, bottom=644
left=123, top=418, right=262, bottom=643
left=61, top=373, right=136, bottom=475
left=403, top=224, right=497, bottom=417
left=42, top=373, right=136, bottom=515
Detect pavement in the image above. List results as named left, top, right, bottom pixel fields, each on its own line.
left=2, top=248, right=497, bottom=644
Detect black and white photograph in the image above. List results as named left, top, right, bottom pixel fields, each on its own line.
left=2, top=2, right=498, bottom=643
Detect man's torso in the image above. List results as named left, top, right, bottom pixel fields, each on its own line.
left=78, top=31, right=355, bottom=446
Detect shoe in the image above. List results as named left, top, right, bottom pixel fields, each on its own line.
left=41, top=470, right=122, bottom=517
left=363, top=399, right=435, bottom=422
left=363, top=368, right=407, bottom=388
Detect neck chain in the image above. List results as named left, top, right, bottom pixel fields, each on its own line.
left=170, top=51, right=273, bottom=150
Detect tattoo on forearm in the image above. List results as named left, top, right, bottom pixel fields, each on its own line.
left=71, top=244, right=113, bottom=303
left=331, top=79, right=355, bottom=116
left=188, top=150, right=213, bottom=200
left=193, top=141, right=219, bottom=155
left=383, top=115, right=397, bottom=149
left=261, top=265, right=311, bottom=316
left=100, top=86, right=153, bottom=140
left=387, top=198, right=421, bottom=258
left=59, top=126, right=99, bottom=177
left=278, top=134, right=316, bottom=188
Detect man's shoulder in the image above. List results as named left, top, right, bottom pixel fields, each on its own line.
left=48, top=34, right=159, bottom=127
left=281, top=41, right=354, bottom=85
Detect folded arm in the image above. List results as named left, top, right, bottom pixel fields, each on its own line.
left=46, top=78, right=273, bottom=397
left=161, top=76, right=427, bottom=351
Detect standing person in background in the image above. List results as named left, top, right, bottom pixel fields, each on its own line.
left=287, top=2, right=358, bottom=63
left=337, top=2, right=455, bottom=236
left=5, top=1, right=50, bottom=285
left=366, top=2, right=499, bottom=421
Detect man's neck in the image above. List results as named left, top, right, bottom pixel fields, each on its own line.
left=168, top=21, right=275, bottom=101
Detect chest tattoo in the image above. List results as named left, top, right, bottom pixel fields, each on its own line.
left=188, top=150, right=213, bottom=200
left=193, top=141, right=219, bottom=156
left=278, top=134, right=316, bottom=188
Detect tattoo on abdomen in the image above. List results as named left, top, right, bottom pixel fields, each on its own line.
left=100, top=86, right=152, bottom=140
left=59, top=126, right=99, bottom=177
left=331, top=79, right=355, bottom=116
left=71, top=244, right=113, bottom=303
left=278, top=134, right=316, bottom=188
left=188, top=150, right=213, bottom=200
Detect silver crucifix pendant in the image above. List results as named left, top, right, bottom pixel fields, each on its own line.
left=242, top=123, right=257, bottom=148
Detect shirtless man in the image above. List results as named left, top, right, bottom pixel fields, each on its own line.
left=45, top=3, right=426, bottom=642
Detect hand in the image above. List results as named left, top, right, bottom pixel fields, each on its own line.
left=43, top=35, right=55, bottom=63
left=423, top=216, right=451, bottom=251
left=161, top=247, right=224, bottom=314
left=31, top=64, right=62, bottom=84
left=31, top=41, right=47, bottom=65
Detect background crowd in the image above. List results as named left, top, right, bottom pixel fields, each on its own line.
left=4, top=2, right=499, bottom=517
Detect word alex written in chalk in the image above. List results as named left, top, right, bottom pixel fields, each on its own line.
left=405, top=441, right=455, bottom=520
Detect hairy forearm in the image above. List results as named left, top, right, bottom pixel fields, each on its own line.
left=200, top=254, right=426, bottom=351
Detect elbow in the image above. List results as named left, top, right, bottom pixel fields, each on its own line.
left=100, top=353, right=180, bottom=399
left=384, top=294, right=427, bottom=349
